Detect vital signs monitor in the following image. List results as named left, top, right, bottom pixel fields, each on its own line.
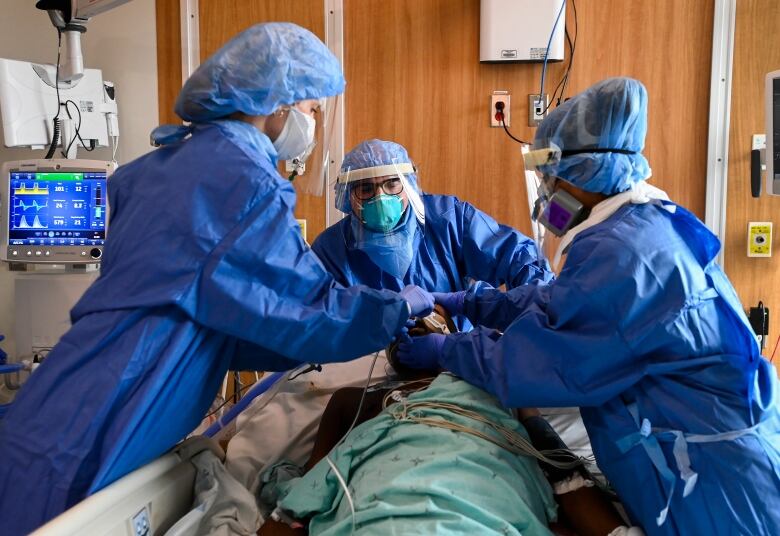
left=0, top=159, right=114, bottom=263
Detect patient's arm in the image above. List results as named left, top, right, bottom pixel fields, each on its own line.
left=518, top=410, right=625, bottom=536
left=257, top=519, right=305, bottom=536
left=258, top=388, right=388, bottom=536
left=306, top=387, right=387, bottom=470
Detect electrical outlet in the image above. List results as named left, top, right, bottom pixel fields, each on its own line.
left=491, top=91, right=510, bottom=127
left=748, top=221, right=772, bottom=257
left=528, top=94, right=550, bottom=127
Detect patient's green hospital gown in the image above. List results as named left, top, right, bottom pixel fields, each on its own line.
left=273, top=374, right=557, bottom=535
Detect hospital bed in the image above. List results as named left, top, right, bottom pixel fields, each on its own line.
left=34, top=353, right=596, bottom=535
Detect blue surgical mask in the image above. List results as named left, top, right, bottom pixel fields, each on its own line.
left=360, top=194, right=404, bottom=232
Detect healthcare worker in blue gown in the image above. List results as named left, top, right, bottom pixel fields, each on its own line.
left=398, top=77, right=780, bottom=535
left=311, top=139, right=552, bottom=330
left=0, top=23, right=434, bottom=534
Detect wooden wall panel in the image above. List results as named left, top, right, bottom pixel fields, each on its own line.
left=198, top=0, right=327, bottom=239
left=155, top=0, right=181, bottom=125
left=343, top=0, right=714, bottom=237
left=725, top=0, right=780, bottom=359
left=156, top=0, right=714, bottom=244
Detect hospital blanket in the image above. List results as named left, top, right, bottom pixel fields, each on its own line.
left=269, top=374, right=557, bottom=535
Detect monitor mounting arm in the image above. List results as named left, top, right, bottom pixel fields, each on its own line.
left=35, top=0, right=133, bottom=84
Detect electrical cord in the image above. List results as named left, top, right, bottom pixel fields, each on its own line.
left=385, top=397, right=590, bottom=470
left=204, top=382, right=253, bottom=419
left=493, top=100, right=529, bottom=145
left=770, top=333, right=780, bottom=363
left=558, top=0, right=578, bottom=104
left=500, top=115, right=529, bottom=145
left=541, top=28, right=573, bottom=113
left=62, top=100, right=96, bottom=157
left=538, top=0, right=567, bottom=111
left=44, top=30, right=63, bottom=159
left=233, top=371, right=243, bottom=404
left=541, top=0, right=578, bottom=114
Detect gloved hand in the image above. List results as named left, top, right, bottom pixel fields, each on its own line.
left=431, top=291, right=467, bottom=317
left=399, top=285, right=435, bottom=317
left=396, top=333, right=446, bottom=370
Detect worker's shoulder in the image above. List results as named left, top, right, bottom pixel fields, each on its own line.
left=577, top=203, right=683, bottom=259
left=421, top=193, right=474, bottom=215
left=191, top=127, right=293, bottom=206
left=311, top=217, right=348, bottom=251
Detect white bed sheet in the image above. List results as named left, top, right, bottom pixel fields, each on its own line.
left=541, top=407, right=603, bottom=480
left=225, top=353, right=391, bottom=494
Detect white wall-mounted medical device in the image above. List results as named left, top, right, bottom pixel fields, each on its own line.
left=480, top=0, right=566, bottom=63
left=0, top=159, right=114, bottom=264
left=766, top=70, right=780, bottom=196
left=0, top=58, right=118, bottom=156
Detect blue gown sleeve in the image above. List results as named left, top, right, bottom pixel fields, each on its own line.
left=441, top=233, right=643, bottom=408
left=310, top=226, right=353, bottom=287
left=457, top=201, right=553, bottom=289
left=187, top=183, right=410, bottom=366
left=230, top=339, right=303, bottom=372
left=462, top=281, right=552, bottom=332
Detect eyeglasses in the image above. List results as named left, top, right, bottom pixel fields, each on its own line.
left=351, top=177, right=404, bottom=201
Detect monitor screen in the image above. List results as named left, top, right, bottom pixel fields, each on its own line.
left=8, top=171, right=106, bottom=247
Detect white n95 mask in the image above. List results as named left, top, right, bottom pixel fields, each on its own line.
left=273, top=107, right=316, bottom=161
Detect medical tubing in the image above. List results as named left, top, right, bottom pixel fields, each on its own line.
left=323, top=351, right=380, bottom=535
left=336, top=351, right=379, bottom=448
left=326, top=456, right=356, bottom=534
left=386, top=398, right=587, bottom=470
left=0, top=363, right=24, bottom=375
left=203, top=370, right=286, bottom=438
left=1, top=362, right=26, bottom=391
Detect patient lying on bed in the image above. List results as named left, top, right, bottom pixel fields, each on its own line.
left=256, top=309, right=627, bottom=536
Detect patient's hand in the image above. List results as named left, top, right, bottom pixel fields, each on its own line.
left=517, top=408, right=541, bottom=420
left=257, top=518, right=306, bottom=535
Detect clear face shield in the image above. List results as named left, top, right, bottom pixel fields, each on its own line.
left=288, top=95, right=341, bottom=197
left=334, top=160, right=425, bottom=278
left=522, top=142, right=587, bottom=269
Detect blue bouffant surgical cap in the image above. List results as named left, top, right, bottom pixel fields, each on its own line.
left=534, top=77, right=651, bottom=195
left=335, top=139, right=421, bottom=213
left=174, top=22, right=345, bottom=122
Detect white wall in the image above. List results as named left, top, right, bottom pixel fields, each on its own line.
left=83, top=0, right=159, bottom=163
left=0, top=0, right=159, bottom=358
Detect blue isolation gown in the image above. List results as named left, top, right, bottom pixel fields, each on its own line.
left=311, top=195, right=552, bottom=328
left=0, top=120, right=409, bottom=534
left=441, top=201, right=780, bottom=535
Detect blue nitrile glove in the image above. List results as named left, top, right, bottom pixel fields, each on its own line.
left=396, top=333, right=446, bottom=370
left=431, top=291, right=467, bottom=317
left=398, top=325, right=412, bottom=344
left=399, top=285, right=435, bottom=317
